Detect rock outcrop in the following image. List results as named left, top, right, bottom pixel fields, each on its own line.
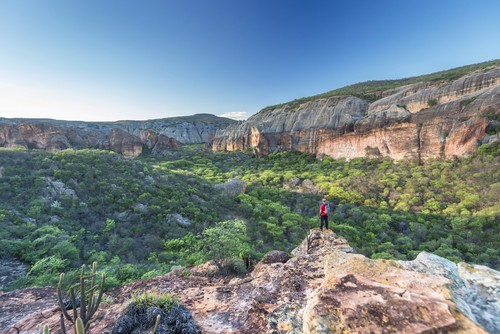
left=124, top=114, right=237, bottom=144
left=140, top=130, right=182, bottom=155
left=213, top=66, right=500, bottom=160
left=109, top=128, right=144, bottom=157
left=214, top=178, right=247, bottom=196
left=400, top=252, right=500, bottom=334
left=0, top=287, right=58, bottom=332
left=0, top=260, right=26, bottom=291
left=2, top=230, right=498, bottom=333
left=0, top=114, right=233, bottom=156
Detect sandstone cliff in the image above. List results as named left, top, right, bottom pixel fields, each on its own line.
left=1, top=230, right=498, bottom=333
left=0, top=114, right=234, bottom=157
left=120, top=114, right=237, bottom=144
left=212, top=65, right=500, bottom=160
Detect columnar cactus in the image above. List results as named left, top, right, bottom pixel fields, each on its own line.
left=152, top=314, right=161, bottom=334
left=57, top=262, right=105, bottom=334
left=43, top=317, right=85, bottom=334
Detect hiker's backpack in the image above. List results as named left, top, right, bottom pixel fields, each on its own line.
left=326, top=201, right=332, bottom=214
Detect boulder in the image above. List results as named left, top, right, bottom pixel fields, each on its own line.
left=214, top=178, right=247, bottom=196
left=261, top=250, right=291, bottom=264
left=166, top=213, right=193, bottom=227
left=400, top=252, right=500, bottom=334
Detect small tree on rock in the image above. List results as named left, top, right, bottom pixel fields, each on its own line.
left=201, top=220, right=251, bottom=273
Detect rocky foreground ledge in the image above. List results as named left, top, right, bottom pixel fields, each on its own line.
left=1, top=230, right=498, bottom=333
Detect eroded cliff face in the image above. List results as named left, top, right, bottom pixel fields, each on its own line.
left=109, top=128, right=144, bottom=157
left=2, top=231, right=498, bottom=334
left=0, top=114, right=232, bottom=157
left=213, top=67, right=500, bottom=160
left=128, top=117, right=234, bottom=144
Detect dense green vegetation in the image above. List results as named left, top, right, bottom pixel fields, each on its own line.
left=0, top=142, right=498, bottom=290
left=0, top=148, right=316, bottom=289
left=260, top=59, right=500, bottom=111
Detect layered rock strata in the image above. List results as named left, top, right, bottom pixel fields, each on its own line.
left=0, top=122, right=175, bottom=157
left=0, top=114, right=233, bottom=157
left=124, top=114, right=236, bottom=144
left=2, top=230, right=498, bottom=334
left=213, top=67, right=500, bottom=160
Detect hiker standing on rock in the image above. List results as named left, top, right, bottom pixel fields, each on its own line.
left=319, top=198, right=329, bottom=230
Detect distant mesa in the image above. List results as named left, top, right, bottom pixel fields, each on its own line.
left=0, top=114, right=236, bottom=157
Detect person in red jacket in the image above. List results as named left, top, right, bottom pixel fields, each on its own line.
left=319, top=198, right=329, bottom=230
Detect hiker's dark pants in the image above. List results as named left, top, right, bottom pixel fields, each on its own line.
left=320, top=215, right=328, bottom=230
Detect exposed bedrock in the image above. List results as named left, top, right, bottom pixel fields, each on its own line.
left=213, top=67, right=500, bottom=160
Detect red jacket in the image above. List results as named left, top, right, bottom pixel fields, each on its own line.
left=320, top=203, right=328, bottom=216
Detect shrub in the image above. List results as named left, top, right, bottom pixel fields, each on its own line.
left=28, top=256, right=67, bottom=277
left=221, top=257, right=247, bottom=275
left=371, top=252, right=395, bottom=260
left=427, top=98, right=438, bottom=107
left=201, top=220, right=252, bottom=273
left=112, top=292, right=200, bottom=334
left=460, top=96, right=476, bottom=107
left=131, top=292, right=177, bottom=310
left=0, top=239, right=20, bottom=258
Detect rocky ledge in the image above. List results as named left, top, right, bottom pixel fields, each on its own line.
left=1, top=230, right=498, bottom=333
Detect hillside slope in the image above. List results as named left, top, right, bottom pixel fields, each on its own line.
left=213, top=61, right=500, bottom=160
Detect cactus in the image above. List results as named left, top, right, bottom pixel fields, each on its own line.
left=75, top=317, right=85, bottom=334
left=57, top=262, right=105, bottom=334
left=152, top=314, right=161, bottom=334
left=42, top=324, right=50, bottom=334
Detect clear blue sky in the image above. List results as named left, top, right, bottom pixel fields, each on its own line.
left=1, top=0, right=499, bottom=121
